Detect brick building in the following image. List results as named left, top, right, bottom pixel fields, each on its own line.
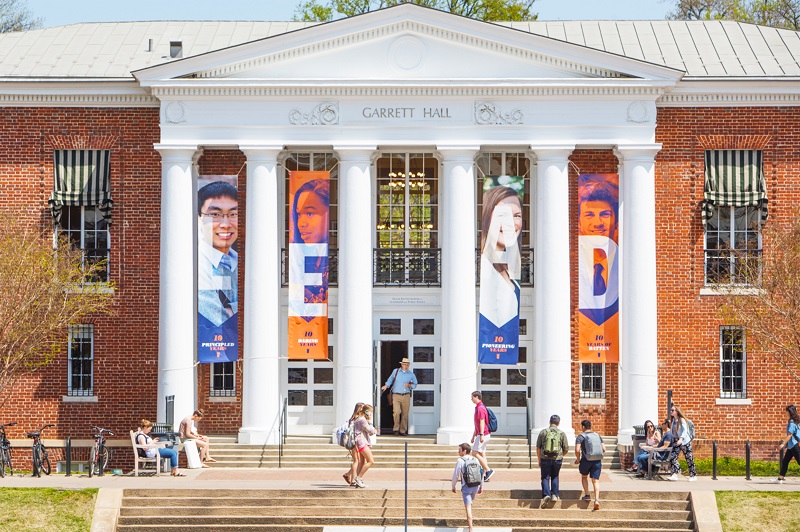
left=0, top=5, right=796, bottom=458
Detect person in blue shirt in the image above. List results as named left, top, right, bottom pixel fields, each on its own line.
left=775, top=404, right=800, bottom=483
left=381, top=358, right=418, bottom=436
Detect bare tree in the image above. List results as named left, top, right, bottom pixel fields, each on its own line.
left=295, top=0, right=537, bottom=22
left=0, top=0, right=42, bottom=33
left=0, top=219, right=113, bottom=407
left=720, top=219, right=800, bottom=383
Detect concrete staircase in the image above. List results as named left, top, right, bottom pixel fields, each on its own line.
left=116, top=488, right=695, bottom=531
left=209, top=435, right=622, bottom=470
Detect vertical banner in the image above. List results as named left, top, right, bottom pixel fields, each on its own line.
left=478, top=176, right=523, bottom=365
left=197, top=176, right=239, bottom=363
left=578, top=174, right=620, bottom=363
left=288, top=171, right=330, bottom=360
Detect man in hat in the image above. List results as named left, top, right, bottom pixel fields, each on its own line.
left=381, top=358, right=418, bottom=436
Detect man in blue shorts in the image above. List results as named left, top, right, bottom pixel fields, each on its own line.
left=451, top=442, right=483, bottom=532
left=574, top=419, right=606, bottom=511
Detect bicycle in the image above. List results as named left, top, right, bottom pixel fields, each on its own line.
left=0, top=421, right=17, bottom=478
left=89, top=426, right=114, bottom=477
left=26, top=424, right=55, bottom=477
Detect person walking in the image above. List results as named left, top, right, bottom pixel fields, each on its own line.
left=351, top=403, right=377, bottom=488
left=536, top=414, right=568, bottom=507
left=575, top=419, right=606, bottom=511
left=667, top=404, right=697, bottom=482
left=774, top=404, right=800, bottom=483
left=471, top=391, right=494, bottom=482
left=381, top=358, right=417, bottom=436
left=451, top=442, right=483, bottom=532
left=342, top=402, right=364, bottom=486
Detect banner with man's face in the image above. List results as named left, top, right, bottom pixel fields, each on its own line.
left=478, top=176, right=523, bottom=365
left=288, top=171, right=330, bottom=360
left=578, top=173, right=619, bottom=363
left=197, top=176, right=239, bottom=363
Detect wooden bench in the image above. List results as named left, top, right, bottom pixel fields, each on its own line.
left=646, top=448, right=672, bottom=479
left=130, top=430, right=171, bottom=476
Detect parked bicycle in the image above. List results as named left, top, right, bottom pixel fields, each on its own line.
left=89, top=426, right=114, bottom=477
left=26, top=424, right=54, bottom=477
left=0, top=421, right=17, bottom=478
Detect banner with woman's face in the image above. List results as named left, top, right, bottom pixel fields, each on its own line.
left=288, top=171, right=330, bottom=360
left=577, top=173, right=619, bottom=363
left=197, top=176, right=239, bottom=363
left=478, top=176, right=523, bottom=365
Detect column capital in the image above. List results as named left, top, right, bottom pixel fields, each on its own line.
left=240, top=146, right=283, bottom=164
left=530, top=145, right=575, bottom=161
left=436, top=145, right=480, bottom=162
left=154, top=144, right=199, bottom=161
left=614, top=144, right=662, bottom=162
left=333, top=145, right=377, bottom=163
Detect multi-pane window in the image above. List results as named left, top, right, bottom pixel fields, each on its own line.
left=703, top=150, right=766, bottom=287
left=580, top=363, right=605, bottom=399
left=720, top=326, right=746, bottom=399
left=59, top=206, right=110, bottom=282
left=68, top=325, right=94, bottom=397
left=210, top=362, right=235, bottom=397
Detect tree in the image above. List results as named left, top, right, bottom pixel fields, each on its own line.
left=667, top=0, right=800, bottom=30
left=0, top=0, right=42, bottom=33
left=294, top=0, right=538, bottom=22
left=0, top=220, right=113, bottom=408
left=720, top=218, right=800, bottom=384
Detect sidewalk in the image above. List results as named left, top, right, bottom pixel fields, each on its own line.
left=2, top=467, right=799, bottom=532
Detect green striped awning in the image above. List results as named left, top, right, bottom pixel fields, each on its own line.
left=702, top=150, right=767, bottom=227
left=49, top=150, right=113, bottom=224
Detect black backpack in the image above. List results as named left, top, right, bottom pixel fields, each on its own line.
left=134, top=432, right=148, bottom=458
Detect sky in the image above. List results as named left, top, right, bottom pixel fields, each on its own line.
left=26, top=0, right=674, bottom=27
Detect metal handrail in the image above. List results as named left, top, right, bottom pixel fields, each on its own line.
left=526, top=398, right=532, bottom=468
left=278, top=396, right=288, bottom=468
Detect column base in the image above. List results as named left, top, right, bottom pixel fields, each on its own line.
left=237, top=428, right=280, bottom=446
left=617, top=427, right=635, bottom=447
left=436, top=427, right=473, bottom=446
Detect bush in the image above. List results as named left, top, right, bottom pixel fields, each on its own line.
left=677, top=456, right=800, bottom=476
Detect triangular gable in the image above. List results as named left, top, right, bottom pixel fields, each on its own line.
left=134, top=4, right=684, bottom=85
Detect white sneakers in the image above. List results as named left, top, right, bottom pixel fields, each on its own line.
left=772, top=478, right=785, bottom=484
left=353, top=477, right=366, bottom=488
left=688, top=475, right=697, bottom=482
left=668, top=473, right=679, bottom=481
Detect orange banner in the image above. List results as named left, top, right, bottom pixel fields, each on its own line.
left=287, top=171, right=329, bottom=360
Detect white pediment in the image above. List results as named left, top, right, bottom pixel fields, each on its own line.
left=134, top=5, right=683, bottom=86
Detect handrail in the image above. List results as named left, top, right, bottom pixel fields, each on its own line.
left=526, top=398, right=532, bottom=469
left=278, top=396, right=288, bottom=468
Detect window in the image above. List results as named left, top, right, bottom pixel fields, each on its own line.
left=68, top=325, right=94, bottom=397
left=720, top=326, right=746, bottom=399
left=59, top=206, right=110, bottom=282
left=210, top=362, right=235, bottom=397
left=580, top=363, right=605, bottom=399
left=703, top=150, right=766, bottom=286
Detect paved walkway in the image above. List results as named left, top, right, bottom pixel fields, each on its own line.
left=3, top=467, right=799, bottom=531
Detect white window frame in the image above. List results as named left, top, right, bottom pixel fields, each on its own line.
left=67, top=325, right=94, bottom=397
left=579, top=363, right=605, bottom=399
left=720, top=325, right=746, bottom=399
left=57, top=205, right=111, bottom=283
left=704, top=205, right=762, bottom=287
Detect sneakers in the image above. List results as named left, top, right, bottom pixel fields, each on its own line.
left=551, top=495, right=559, bottom=502
left=581, top=495, right=592, bottom=502
left=540, top=495, right=551, bottom=508
left=688, top=475, right=697, bottom=482
left=593, top=500, right=601, bottom=511
left=668, top=473, right=679, bottom=481
left=354, top=477, right=366, bottom=488
left=772, top=477, right=785, bottom=484
left=483, top=469, right=495, bottom=482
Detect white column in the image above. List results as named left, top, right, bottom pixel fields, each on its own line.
left=615, top=144, right=661, bottom=445
left=156, top=145, right=199, bottom=429
left=334, top=147, right=376, bottom=426
left=437, top=147, right=479, bottom=446
left=238, top=147, right=283, bottom=444
left=531, top=146, right=575, bottom=443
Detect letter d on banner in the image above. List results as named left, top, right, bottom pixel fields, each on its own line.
left=288, top=171, right=330, bottom=360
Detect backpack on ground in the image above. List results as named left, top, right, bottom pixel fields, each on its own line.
left=486, top=408, right=498, bottom=433
left=542, top=427, right=562, bottom=457
left=462, top=456, right=482, bottom=488
left=686, top=419, right=695, bottom=441
left=335, top=422, right=356, bottom=450
left=582, top=432, right=604, bottom=461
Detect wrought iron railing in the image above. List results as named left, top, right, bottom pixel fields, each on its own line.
left=373, top=248, right=441, bottom=287
left=281, top=248, right=339, bottom=286
left=476, top=247, right=534, bottom=286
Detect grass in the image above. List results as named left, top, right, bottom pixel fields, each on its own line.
left=677, top=456, right=800, bottom=477
left=717, top=491, right=800, bottom=531
left=0, top=488, right=97, bottom=532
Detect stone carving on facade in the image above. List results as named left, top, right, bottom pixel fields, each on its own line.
left=164, top=101, right=186, bottom=124
left=474, top=102, right=524, bottom=125
left=626, top=101, right=649, bottom=123
left=289, top=102, right=340, bottom=125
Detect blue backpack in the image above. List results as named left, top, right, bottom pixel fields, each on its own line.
left=486, top=408, right=498, bottom=433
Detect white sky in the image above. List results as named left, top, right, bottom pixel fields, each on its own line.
left=26, top=0, right=673, bottom=27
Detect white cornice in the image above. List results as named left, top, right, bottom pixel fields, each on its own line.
left=658, top=92, right=800, bottom=106
left=0, top=93, right=159, bottom=107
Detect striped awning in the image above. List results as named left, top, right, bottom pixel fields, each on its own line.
left=49, top=150, right=113, bottom=224
left=702, top=150, right=768, bottom=227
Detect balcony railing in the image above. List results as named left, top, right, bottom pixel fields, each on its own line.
left=476, top=247, right=535, bottom=286
left=374, top=248, right=441, bottom=287
left=281, top=248, right=339, bottom=287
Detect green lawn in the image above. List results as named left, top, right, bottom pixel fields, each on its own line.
left=717, top=491, right=800, bottom=531
left=680, top=457, right=800, bottom=477
left=0, top=488, right=97, bottom=532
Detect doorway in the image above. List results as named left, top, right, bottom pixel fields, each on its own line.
left=379, top=340, right=408, bottom=432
